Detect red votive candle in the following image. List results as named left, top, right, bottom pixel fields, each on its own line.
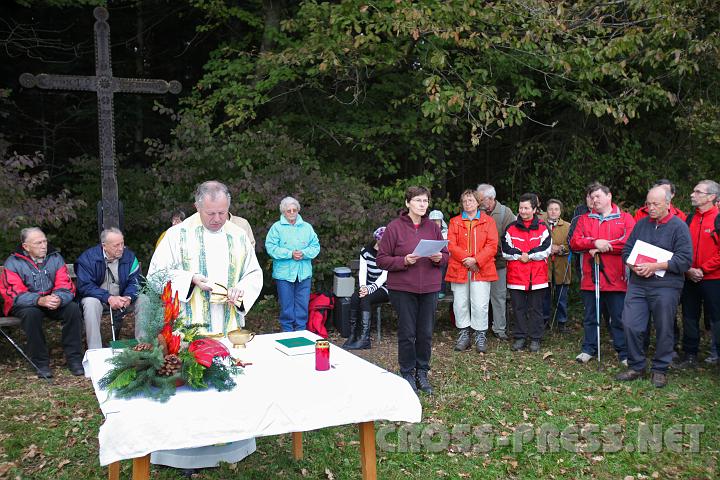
left=315, top=339, right=330, bottom=371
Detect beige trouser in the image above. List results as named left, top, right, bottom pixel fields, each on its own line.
left=81, top=297, right=139, bottom=349
left=490, top=267, right=508, bottom=334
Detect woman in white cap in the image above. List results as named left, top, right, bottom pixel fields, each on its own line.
left=344, top=227, right=388, bottom=350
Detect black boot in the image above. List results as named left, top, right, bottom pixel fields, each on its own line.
left=342, top=309, right=359, bottom=348
left=346, top=311, right=371, bottom=350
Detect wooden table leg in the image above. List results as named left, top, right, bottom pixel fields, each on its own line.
left=292, top=432, right=303, bottom=460
left=132, top=454, right=150, bottom=480
left=108, top=461, right=120, bottom=480
left=359, top=421, right=376, bottom=480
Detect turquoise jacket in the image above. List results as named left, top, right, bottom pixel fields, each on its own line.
left=265, top=214, right=321, bottom=282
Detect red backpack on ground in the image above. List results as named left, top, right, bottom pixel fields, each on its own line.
left=307, top=293, right=335, bottom=338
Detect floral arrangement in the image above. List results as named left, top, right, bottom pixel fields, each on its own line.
left=99, top=280, right=242, bottom=402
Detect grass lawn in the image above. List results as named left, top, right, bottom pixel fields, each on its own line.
left=0, top=296, right=718, bottom=479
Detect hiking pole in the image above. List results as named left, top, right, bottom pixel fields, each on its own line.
left=0, top=327, right=52, bottom=383
left=550, top=251, right=572, bottom=331
left=594, top=253, right=601, bottom=371
left=109, top=307, right=116, bottom=343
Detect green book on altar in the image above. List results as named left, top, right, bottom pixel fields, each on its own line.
left=275, top=336, right=316, bottom=356
left=109, top=339, right=139, bottom=349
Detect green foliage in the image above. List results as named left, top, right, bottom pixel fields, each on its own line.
left=179, top=350, right=207, bottom=389
left=203, top=360, right=243, bottom=392
left=136, top=270, right=171, bottom=342
left=147, top=114, right=397, bottom=286
left=97, top=347, right=178, bottom=402
left=0, top=136, right=86, bottom=255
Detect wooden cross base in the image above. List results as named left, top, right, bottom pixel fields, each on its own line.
left=107, top=421, right=376, bottom=480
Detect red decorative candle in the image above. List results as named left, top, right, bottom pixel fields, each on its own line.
left=315, top=339, right=330, bottom=371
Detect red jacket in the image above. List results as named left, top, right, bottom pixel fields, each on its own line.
left=634, top=203, right=686, bottom=222
left=570, top=204, right=635, bottom=292
left=1, top=246, right=76, bottom=315
left=501, top=215, right=552, bottom=290
left=687, top=206, right=720, bottom=280
left=376, top=213, right=449, bottom=294
left=445, top=211, right=498, bottom=283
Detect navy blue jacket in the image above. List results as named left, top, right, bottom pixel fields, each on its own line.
left=75, top=245, right=141, bottom=303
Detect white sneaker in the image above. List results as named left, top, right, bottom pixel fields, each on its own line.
left=576, top=352, right=593, bottom=363
left=621, top=359, right=628, bottom=367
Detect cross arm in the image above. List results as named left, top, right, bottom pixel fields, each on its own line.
left=19, top=73, right=97, bottom=92
left=113, top=78, right=182, bottom=95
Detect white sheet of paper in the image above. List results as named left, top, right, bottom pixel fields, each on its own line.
left=411, top=239, right=448, bottom=257
left=627, top=239, right=674, bottom=277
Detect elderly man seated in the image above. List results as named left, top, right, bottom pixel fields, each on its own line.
left=75, top=228, right=141, bottom=349
left=0, top=227, right=84, bottom=378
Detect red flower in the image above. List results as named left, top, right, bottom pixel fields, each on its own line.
left=161, top=281, right=172, bottom=305
left=188, top=338, right=230, bottom=368
left=167, top=333, right=181, bottom=355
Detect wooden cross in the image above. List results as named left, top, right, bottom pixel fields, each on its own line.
left=19, top=6, right=181, bottom=230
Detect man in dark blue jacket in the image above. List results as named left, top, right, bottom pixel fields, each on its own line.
left=616, top=187, right=692, bottom=388
left=75, top=228, right=141, bottom=349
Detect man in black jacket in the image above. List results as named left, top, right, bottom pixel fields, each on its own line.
left=616, top=187, right=692, bottom=388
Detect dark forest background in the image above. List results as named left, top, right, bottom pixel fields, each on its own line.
left=1, top=0, right=719, bottom=287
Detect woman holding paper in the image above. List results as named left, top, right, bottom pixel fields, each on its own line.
left=445, top=189, right=499, bottom=353
left=376, top=186, right=449, bottom=395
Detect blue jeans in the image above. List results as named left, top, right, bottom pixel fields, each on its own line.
left=276, top=278, right=311, bottom=332
left=580, top=290, right=627, bottom=360
left=543, top=283, right=569, bottom=325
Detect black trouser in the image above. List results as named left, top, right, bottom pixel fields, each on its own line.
left=389, top=290, right=437, bottom=375
left=623, top=283, right=681, bottom=373
left=681, top=279, right=720, bottom=355
left=509, top=288, right=546, bottom=341
left=350, top=288, right=389, bottom=313
left=11, top=302, right=84, bottom=366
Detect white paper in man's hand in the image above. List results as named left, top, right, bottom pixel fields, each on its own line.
left=627, top=239, right=673, bottom=277
left=412, top=239, right=448, bottom=257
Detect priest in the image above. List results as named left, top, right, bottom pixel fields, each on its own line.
left=147, top=180, right=263, bottom=472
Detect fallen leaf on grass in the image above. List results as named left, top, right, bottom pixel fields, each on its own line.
left=21, top=444, right=39, bottom=461
left=325, top=467, right=335, bottom=479
left=0, top=462, right=16, bottom=475
left=301, top=467, right=309, bottom=477
left=58, top=459, right=70, bottom=469
left=543, top=351, right=553, bottom=360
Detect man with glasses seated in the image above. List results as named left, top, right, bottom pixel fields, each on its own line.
left=75, top=227, right=142, bottom=349
left=0, top=227, right=84, bottom=378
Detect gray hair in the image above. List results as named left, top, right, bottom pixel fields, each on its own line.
left=476, top=183, right=496, bottom=199
left=194, top=181, right=232, bottom=207
left=279, top=196, right=301, bottom=213
left=649, top=186, right=672, bottom=203
left=699, top=180, right=720, bottom=198
left=20, top=227, right=43, bottom=243
left=100, top=227, right=123, bottom=244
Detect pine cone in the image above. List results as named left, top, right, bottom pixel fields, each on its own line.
left=157, top=354, right=182, bottom=376
left=132, top=343, right=154, bottom=352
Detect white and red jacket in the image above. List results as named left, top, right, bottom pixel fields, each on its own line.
left=501, top=215, right=552, bottom=290
left=570, top=204, right=635, bottom=292
left=687, top=206, right=720, bottom=280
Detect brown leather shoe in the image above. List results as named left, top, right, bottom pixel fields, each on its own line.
left=650, top=371, right=668, bottom=388
left=615, top=369, right=645, bottom=381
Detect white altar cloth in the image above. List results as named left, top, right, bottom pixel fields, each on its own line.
left=83, top=331, right=422, bottom=466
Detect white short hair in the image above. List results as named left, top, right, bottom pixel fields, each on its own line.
left=476, top=183, right=496, bottom=199
left=194, top=181, right=231, bottom=207
left=279, top=196, right=301, bottom=213
left=100, top=227, right=123, bottom=244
